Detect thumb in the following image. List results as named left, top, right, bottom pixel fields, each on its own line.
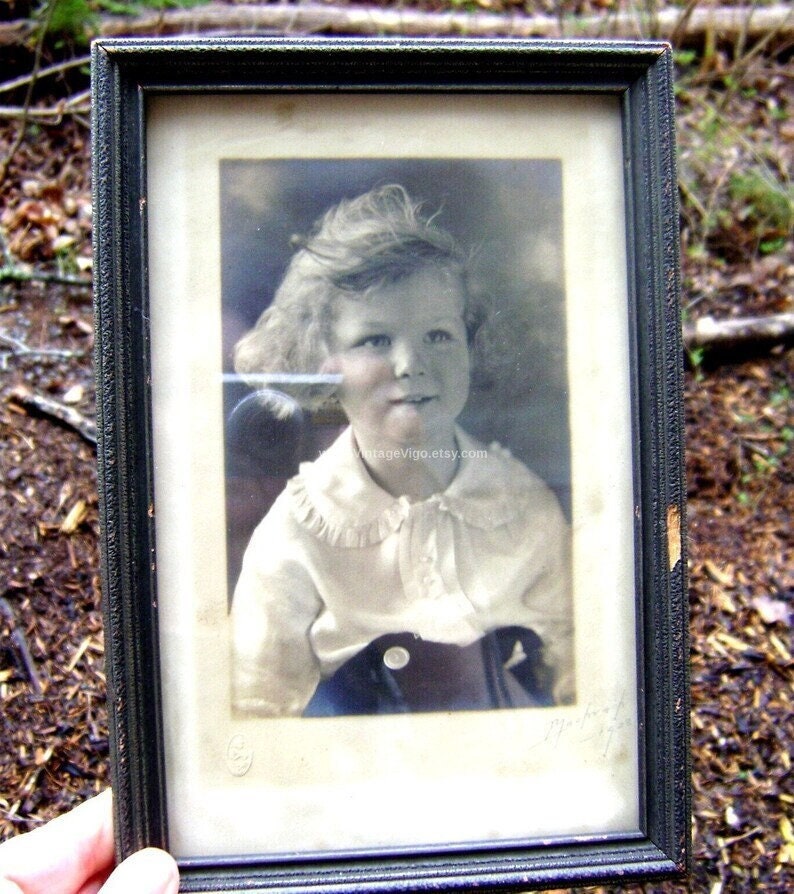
left=99, top=848, right=178, bottom=894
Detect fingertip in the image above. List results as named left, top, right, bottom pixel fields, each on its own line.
left=100, top=847, right=179, bottom=894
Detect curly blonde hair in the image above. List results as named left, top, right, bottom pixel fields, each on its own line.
left=234, top=184, right=487, bottom=408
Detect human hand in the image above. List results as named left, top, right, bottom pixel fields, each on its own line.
left=0, top=789, right=178, bottom=894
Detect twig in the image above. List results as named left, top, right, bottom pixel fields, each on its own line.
left=0, top=55, right=90, bottom=96
left=0, top=597, right=44, bottom=696
left=720, top=827, right=764, bottom=847
left=0, top=805, right=39, bottom=827
left=0, top=105, right=91, bottom=122
left=678, top=174, right=709, bottom=223
left=0, top=0, right=57, bottom=185
left=0, top=330, right=85, bottom=361
left=0, top=104, right=91, bottom=122
left=644, top=0, right=661, bottom=40
left=8, top=386, right=97, bottom=445
left=687, top=8, right=794, bottom=88
left=0, top=265, right=92, bottom=288
left=700, top=148, right=740, bottom=249
left=0, top=89, right=91, bottom=123
left=669, top=0, right=705, bottom=48
left=715, top=6, right=794, bottom=115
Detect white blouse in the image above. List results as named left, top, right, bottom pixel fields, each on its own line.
left=231, top=426, right=574, bottom=716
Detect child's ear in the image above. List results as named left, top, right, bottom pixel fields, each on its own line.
left=464, top=305, right=487, bottom=346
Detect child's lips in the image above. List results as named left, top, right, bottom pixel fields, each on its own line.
left=390, top=394, right=436, bottom=406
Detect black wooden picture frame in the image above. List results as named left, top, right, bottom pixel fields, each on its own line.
left=92, top=36, right=689, bottom=892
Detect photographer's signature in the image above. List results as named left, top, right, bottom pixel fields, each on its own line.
left=537, top=691, right=631, bottom=757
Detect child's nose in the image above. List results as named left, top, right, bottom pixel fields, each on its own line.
left=391, top=341, right=426, bottom=378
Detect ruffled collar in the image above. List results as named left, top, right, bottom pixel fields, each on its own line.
left=286, top=426, right=539, bottom=548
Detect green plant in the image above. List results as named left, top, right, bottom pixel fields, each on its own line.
left=45, top=0, right=96, bottom=40
left=731, top=378, right=792, bottom=510
left=39, top=0, right=214, bottom=45
left=728, top=169, right=794, bottom=252
left=678, top=92, right=793, bottom=262
left=54, top=238, right=80, bottom=277
left=686, top=344, right=707, bottom=381
left=673, top=49, right=698, bottom=69
left=770, top=385, right=792, bottom=408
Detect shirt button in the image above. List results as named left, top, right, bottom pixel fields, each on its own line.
left=420, top=555, right=432, bottom=564
left=383, top=646, right=410, bottom=670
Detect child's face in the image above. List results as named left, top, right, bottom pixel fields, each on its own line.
left=324, top=265, right=470, bottom=450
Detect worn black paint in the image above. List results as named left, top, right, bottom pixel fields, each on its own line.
left=91, top=36, right=689, bottom=893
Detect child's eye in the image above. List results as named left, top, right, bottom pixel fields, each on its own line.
left=357, top=334, right=391, bottom=349
left=426, top=329, right=453, bottom=344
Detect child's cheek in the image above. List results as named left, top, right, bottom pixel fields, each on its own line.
left=337, top=354, right=393, bottom=389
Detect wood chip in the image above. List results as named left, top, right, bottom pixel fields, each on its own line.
left=59, top=499, right=87, bottom=534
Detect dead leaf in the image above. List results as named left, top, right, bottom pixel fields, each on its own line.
left=715, top=631, right=753, bottom=652
left=752, top=595, right=790, bottom=625
left=768, top=633, right=792, bottom=663
left=59, top=499, right=87, bottom=534
left=62, top=384, right=84, bottom=405
left=778, top=817, right=794, bottom=864
left=705, top=559, right=734, bottom=586
left=725, top=805, right=742, bottom=829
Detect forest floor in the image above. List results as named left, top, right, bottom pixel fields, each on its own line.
left=0, top=16, right=792, bottom=894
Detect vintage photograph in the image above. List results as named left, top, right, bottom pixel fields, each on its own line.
left=142, top=90, right=643, bottom=860
left=220, top=162, right=574, bottom=719
left=90, top=27, right=695, bottom=877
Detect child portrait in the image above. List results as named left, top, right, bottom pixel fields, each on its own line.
left=220, top=161, right=574, bottom=719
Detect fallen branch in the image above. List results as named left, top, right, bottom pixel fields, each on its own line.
left=8, top=386, right=97, bottom=446
left=0, top=265, right=92, bottom=288
left=1, top=3, right=792, bottom=46
left=0, top=331, right=85, bottom=364
left=683, top=312, right=794, bottom=350
left=0, top=89, right=91, bottom=123
left=100, top=3, right=794, bottom=43
left=0, top=597, right=44, bottom=696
